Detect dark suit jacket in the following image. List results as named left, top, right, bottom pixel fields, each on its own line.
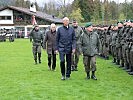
left=56, top=25, right=76, bottom=54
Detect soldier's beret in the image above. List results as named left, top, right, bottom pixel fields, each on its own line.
left=117, top=21, right=123, bottom=24
left=113, top=24, right=117, bottom=26
left=85, top=22, right=92, bottom=28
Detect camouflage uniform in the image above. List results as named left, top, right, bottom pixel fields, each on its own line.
left=71, top=25, right=83, bottom=71
left=115, top=27, right=123, bottom=65
left=128, top=27, right=133, bottom=75
left=80, top=26, right=101, bottom=79
left=110, top=29, right=117, bottom=63
left=29, top=26, right=43, bottom=64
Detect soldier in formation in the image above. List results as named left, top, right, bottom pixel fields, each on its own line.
left=97, top=20, right=133, bottom=75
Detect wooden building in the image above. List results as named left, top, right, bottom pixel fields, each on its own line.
left=0, top=6, right=62, bottom=38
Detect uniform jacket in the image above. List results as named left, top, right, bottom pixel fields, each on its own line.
left=80, top=29, right=101, bottom=56
left=72, top=26, right=83, bottom=52
left=110, top=30, right=117, bottom=46
left=29, top=29, right=43, bottom=46
left=56, top=25, right=76, bottom=54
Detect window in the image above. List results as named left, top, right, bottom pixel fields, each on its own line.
left=0, top=16, right=5, bottom=20
left=16, top=15, right=23, bottom=21
left=7, top=16, right=11, bottom=20
left=0, top=16, right=12, bottom=20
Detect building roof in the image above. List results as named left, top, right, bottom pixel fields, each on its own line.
left=0, top=6, right=63, bottom=24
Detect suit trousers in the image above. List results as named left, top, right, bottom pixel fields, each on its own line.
left=48, top=49, right=56, bottom=70
left=59, top=53, right=71, bottom=77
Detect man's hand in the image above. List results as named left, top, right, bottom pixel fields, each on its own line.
left=72, top=49, right=75, bottom=55
left=55, top=50, right=58, bottom=55
left=98, top=53, right=101, bottom=56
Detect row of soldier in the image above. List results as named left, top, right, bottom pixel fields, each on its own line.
left=94, top=20, right=133, bottom=75
left=29, top=17, right=133, bottom=80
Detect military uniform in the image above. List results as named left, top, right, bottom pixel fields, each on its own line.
left=128, top=27, right=133, bottom=75
left=110, top=29, right=117, bottom=63
left=80, top=22, right=101, bottom=80
left=29, top=25, right=43, bottom=64
left=71, top=25, right=83, bottom=71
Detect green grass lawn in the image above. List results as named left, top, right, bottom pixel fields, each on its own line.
left=0, top=39, right=133, bottom=100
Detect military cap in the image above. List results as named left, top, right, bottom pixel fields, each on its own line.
left=130, top=20, right=133, bottom=23
left=117, top=21, right=123, bottom=24
left=85, top=22, right=92, bottom=28
left=72, top=19, right=77, bottom=23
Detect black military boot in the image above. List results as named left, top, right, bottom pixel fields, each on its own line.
left=91, top=71, right=97, bottom=80
left=126, top=65, right=132, bottom=72
left=116, top=60, right=120, bottom=65
left=34, top=60, right=37, bottom=65
left=128, top=66, right=133, bottom=75
left=112, top=58, right=116, bottom=63
left=38, top=53, right=41, bottom=64
left=105, top=56, right=109, bottom=60
left=86, top=72, right=90, bottom=79
left=71, top=65, right=75, bottom=71
left=119, top=63, right=124, bottom=68
left=123, top=63, right=129, bottom=70
left=74, top=65, right=78, bottom=71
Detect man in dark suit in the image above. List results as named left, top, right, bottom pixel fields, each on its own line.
left=55, top=17, right=76, bottom=80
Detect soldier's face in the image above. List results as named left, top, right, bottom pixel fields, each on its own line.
left=118, top=23, right=123, bottom=27
left=86, top=26, right=93, bottom=32
left=131, top=23, right=133, bottom=27
left=72, top=22, right=78, bottom=27
left=35, top=26, right=39, bottom=31
left=126, top=22, right=131, bottom=26
left=113, top=26, right=118, bottom=30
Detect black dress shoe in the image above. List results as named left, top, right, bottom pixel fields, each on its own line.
left=39, top=61, right=41, bottom=64
left=66, top=77, right=70, bottom=80
left=91, top=75, right=97, bottom=80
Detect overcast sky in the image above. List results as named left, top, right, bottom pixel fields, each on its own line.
left=30, top=0, right=132, bottom=7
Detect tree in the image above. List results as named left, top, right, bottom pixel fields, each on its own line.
left=104, top=0, right=111, bottom=21
left=78, top=0, right=91, bottom=21
left=118, top=13, right=126, bottom=21
left=14, top=0, right=30, bottom=8
left=91, top=0, right=101, bottom=23
left=69, top=8, right=84, bottom=22
left=0, top=0, right=14, bottom=7
left=110, top=1, right=118, bottom=20
left=71, top=0, right=79, bottom=11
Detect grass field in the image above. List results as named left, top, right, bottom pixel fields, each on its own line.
left=0, top=39, right=133, bottom=100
